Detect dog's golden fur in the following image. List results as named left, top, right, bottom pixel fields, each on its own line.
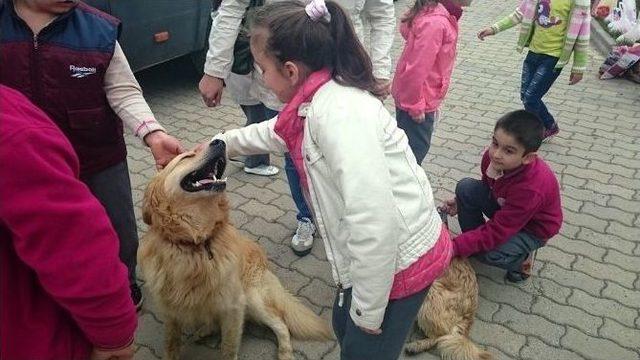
left=406, top=258, right=492, bottom=360
left=138, top=150, right=332, bottom=360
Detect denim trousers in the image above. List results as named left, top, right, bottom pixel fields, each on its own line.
left=396, top=108, right=436, bottom=165
left=284, top=153, right=312, bottom=220
left=520, top=51, right=563, bottom=129
left=455, top=177, right=544, bottom=275
left=82, top=161, right=138, bottom=285
left=332, top=287, right=428, bottom=360
left=240, top=103, right=312, bottom=220
left=240, top=104, right=278, bottom=168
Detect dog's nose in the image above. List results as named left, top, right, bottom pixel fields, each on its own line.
left=210, top=139, right=226, bottom=150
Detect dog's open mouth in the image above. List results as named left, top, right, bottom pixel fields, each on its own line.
left=180, top=141, right=228, bottom=192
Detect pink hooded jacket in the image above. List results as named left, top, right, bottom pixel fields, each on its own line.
left=392, top=3, right=458, bottom=117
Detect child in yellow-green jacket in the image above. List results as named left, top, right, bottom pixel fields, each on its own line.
left=477, top=0, right=591, bottom=140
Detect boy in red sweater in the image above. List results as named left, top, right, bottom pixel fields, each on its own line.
left=441, top=110, right=562, bottom=282
left=0, top=85, right=137, bottom=359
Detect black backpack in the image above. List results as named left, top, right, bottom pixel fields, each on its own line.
left=212, top=0, right=265, bottom=75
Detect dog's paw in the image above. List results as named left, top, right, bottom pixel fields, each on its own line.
left=277, top=352, right=295, bottom=360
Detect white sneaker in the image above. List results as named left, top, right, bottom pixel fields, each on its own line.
left=291, top=218, right=315, bottom=256
left=244, top=165, right=279, bottom=176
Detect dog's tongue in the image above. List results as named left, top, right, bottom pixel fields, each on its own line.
left=198, top=179, right=215, bottom=185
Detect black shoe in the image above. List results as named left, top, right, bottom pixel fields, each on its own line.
left=505, top=271, right=530, bottom=283
left=131, top=283, right=144, bottom=311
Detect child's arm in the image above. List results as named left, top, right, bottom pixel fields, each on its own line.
left=489, top=1, right=527, bottom=34
left=211, top=116, right=288, bottom=159
left=104, top=42, right=165, bottom=140
left=313, top=106, right=400, bottom=332
left=453, top=189, right=543, bottom=257
left=394, top=21, right=446, bottom=119
left=570, top=10, right=591, bottom=75
left=104, top=42, right=185, bottom=168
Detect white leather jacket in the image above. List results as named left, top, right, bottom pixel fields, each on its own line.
left=203, top=0, right=395, bottom=108
left=214, top=81, right=442, bottom=330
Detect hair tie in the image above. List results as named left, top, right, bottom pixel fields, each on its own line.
left=305, top=0, right=331, bottom=22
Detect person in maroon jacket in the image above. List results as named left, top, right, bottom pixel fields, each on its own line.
left=440, top=110, right=563, bottom=283
left=0, top=0, right=185, bottom=308
left=0, top=85, right=138, bottom=359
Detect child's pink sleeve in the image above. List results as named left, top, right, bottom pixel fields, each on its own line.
left=393, top=21, right=445, bottom=118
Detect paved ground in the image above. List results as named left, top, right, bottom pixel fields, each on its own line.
left=129, top=0, right=640, bottom=358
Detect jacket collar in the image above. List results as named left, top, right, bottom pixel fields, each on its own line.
left=6, top=0, right=76, bottom=36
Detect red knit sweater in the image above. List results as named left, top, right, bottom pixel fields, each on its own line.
left=0, top=86, right=137, bottom=360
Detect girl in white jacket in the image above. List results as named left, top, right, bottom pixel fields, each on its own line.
left=210, top=0, right=452, bottom=358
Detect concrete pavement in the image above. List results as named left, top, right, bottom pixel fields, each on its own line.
left=129, top=0, right=640, bottom=358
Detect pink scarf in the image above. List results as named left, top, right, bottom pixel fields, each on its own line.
left=274, top=68, right=332, bottom=189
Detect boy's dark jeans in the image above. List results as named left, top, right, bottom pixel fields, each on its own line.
left=332, top=287, right=428, bottom=360
left=455, top=177, right=544, bottom=276
left=521, top=51, right=563, bottom=130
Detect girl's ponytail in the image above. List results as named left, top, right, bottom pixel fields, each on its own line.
left=325, top=1, right=386, bottom=98
left=251, top=0, right=385, bottom=98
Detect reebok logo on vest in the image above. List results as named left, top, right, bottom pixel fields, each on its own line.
left=69, top=65, right=97, bottom=78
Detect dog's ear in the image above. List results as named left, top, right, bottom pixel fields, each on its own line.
left=142, top=204, right=153, bottom=225
left=142, top=178, right=159, bottom=225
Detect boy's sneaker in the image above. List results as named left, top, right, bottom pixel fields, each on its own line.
left=543, top=124, right=560, bottom=142
left=244, top=165, right=279, bottom=176
left=131, top=283, right=144, bottom=311
left=291, top=218, right=315, bottom=257
left=505, top=250, right=537, bottom=283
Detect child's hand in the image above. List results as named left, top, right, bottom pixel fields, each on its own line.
left=145, top=131, right=185, bottom=170
left=375, top=78, right=391, bottom=100
left=199, top=74, right=224, bottom=107
left=411, top=112, right=426, bottom=124
left=569, top=72, right=583, bottom=85
left=358, top=326, right=382, bottom=335
left=477, top=27, right=495, bottom=41
left=439, top=198, right=458, bottom=216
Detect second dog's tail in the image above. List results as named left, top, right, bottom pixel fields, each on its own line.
left=405, top=327, right=491, bottom=360
left=270, top=276, right=333, bottom=341
left=437, top=331, right=492, bottom=360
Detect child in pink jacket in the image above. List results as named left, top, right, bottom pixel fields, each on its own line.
left=392, top=0, right=459, bottom=164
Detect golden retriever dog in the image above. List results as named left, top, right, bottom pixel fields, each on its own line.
left=138, top=140, right=333, bottom=360
left=405, top=257, right=492, bottom=360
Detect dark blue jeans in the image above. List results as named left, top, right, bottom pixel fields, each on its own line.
left=521, top=51, right=563, bottom=129
left=284, top=153, right=312, bottom=220
left=395, top=108, right=435, bottom=165
left=241, top=104, right=312, bottom=221
left=332, top=287, right=428, bottom=360
left=240, top=104, right=278, bottom=168
left=455, top=178, right=544, bottom=276
left=83, top=161, right=138, bottom=285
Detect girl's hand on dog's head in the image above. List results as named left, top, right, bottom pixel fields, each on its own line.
left=193, top=142, right=208, bottom=154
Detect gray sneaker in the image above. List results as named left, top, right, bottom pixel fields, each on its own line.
left=291, top=218, right=315, bottom=256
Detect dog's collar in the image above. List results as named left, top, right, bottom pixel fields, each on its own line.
left=173, top=237, right=214, bottom=260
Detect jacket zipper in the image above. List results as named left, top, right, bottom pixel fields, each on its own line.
left=304, top=152, right=345, bottom=307
left=31, top=33, right=42, bottom=105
